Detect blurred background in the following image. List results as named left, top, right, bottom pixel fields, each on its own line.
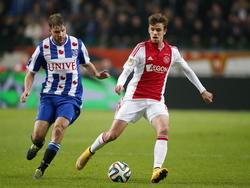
left=0, top=0, right=249, bottom=110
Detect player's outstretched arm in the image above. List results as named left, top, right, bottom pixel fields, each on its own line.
left=20, top=71, right=35, bottom=103
left=83, top=63, right=110, bottom=80
left=115, top=67, right=133, bottom=96
left=201, top=90, right=213, bottom=104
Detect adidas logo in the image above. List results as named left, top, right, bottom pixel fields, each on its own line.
left=147, top=56, right=153, bottom=60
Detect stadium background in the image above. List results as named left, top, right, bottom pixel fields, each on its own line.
left=0, top=1, right=250, bottom=188
left=0, top=0, right=250, bottom=110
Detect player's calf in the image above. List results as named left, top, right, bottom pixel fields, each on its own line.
left=26, top=138, right=45, bottom=160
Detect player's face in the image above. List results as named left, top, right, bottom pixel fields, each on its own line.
left=148, top=23, right=166, bottom=44
left=50, top=25, right=66, bottom=46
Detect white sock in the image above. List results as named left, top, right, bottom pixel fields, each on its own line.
left=153, top=136, right=168, bottom=169
left=90, top=132, right=107, bottom=153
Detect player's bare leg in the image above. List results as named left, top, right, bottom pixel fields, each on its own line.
left=34, top=117, right=69, bottom=179
left=27, top=120, right=49, bottom=160
left=76, top=119, right=127, bottom=170
left=151, top=114, right=169, bottom=183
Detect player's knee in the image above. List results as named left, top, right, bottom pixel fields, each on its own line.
left=105, top=132, right=118, bottom=142
left=31, top=136, right=45, bottom=147
left=53, top=124, right=64, bottom=137
left=32, top=133, right=45, bottom=143
left=158, top=126, right=169, bottom=135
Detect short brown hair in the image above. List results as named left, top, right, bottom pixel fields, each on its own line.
left=48, top=13, right=65, bottom=28
left=148, top=13, right=168, bottom=29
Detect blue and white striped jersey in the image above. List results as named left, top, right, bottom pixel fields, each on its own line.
left=27, top=35, right=90, bottom=99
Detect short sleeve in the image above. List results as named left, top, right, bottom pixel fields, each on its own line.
left=27, top=45, right=44, bottom=73
left=78, top=40, right=90, bottom=65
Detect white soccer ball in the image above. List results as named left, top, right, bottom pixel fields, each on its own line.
left=108, top=161, right=131, bottom=183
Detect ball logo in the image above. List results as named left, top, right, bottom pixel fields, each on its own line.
left=146, top=64, right=168, bottom=74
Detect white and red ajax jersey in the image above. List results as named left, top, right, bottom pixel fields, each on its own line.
left=117, top=40, right=205, bottom=102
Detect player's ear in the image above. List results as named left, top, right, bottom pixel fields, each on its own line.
left=164, top=28, right=167, bottom=35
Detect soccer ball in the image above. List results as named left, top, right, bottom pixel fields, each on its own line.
left=108, top=161, right=131, bottom=183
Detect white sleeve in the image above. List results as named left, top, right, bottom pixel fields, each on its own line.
left=117, top=68, right=133, bottom=86
left=172, top=48, right=206, bottom=93
left=117, top=43, right=142, bottom=86
left=116, top=57, right=136, bottom=86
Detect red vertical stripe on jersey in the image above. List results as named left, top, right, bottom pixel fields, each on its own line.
left=132, top=40, right=172, bottom=101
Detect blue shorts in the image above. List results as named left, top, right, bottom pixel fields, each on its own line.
left=36, top=94, right=82, bottom=125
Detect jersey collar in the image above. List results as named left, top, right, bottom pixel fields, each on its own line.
left=50, top=35, right=69, bottom=46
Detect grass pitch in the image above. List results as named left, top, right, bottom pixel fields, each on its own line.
left=0, top=109, right=249, bottom=188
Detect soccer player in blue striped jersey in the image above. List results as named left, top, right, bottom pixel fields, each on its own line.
left=20, top=13, right=110, bottom=179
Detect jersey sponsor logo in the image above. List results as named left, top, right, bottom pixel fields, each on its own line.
left=146, top=64, right=168, bottom=73
left=48, top=61, right=76, bottom=71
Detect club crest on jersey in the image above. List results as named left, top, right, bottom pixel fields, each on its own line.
left=146, top=64, right=168, bottom=74
left=163, top=56, right=170, bottom=64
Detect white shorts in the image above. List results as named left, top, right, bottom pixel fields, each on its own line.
left=115, top=98, right=168, bottom=124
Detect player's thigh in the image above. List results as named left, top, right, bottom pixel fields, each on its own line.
left=151, top=114, right=169, bottom=135
left=56, top=103, right=80, bottom=125
left=145, top=101, right=169, bottom=124
left=115, top=100, right=145, bottom=123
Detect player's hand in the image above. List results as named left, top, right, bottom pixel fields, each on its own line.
left=115, top=85, right=124, bottom=95
left=201, top=90, right=213, bottom=104
left=96, top=70, right=110, bottom=80
left=20, top=90, right=30, bottom=103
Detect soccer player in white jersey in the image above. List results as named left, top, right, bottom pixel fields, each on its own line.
left=20, top=13, right=110, bottom=179
left=75, top=13, right=213, bottom=183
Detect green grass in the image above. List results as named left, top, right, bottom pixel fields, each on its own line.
left=0, top=109, right=250, bottom=188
